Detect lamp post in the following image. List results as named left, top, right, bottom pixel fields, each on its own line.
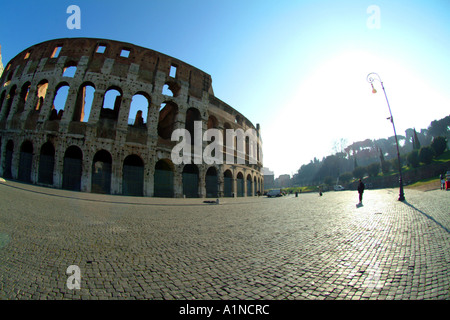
left=366, top=72, right=405, bottom=201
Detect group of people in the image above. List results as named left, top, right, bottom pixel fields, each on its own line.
left=440, top=173, right=447, bottom=190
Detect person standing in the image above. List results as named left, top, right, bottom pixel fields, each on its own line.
left=357, top=179, right=365, bottom=205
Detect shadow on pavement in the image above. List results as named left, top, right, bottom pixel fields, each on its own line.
left=403, top=201, right=450, bottom=234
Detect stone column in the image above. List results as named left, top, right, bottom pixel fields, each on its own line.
left=59, top=85, right=80, bottom=133
left=37, top=86, right=56, bottom=123
left=87, top=89, right=106, bottom=124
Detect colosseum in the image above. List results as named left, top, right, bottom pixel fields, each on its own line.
left=0, top=38, right=263, bottom=198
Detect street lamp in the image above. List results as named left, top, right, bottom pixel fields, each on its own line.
left=366, top=72, right=405, bottom=201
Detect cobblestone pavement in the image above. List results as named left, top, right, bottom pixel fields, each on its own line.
left=0, top=180, right=449, bottom=300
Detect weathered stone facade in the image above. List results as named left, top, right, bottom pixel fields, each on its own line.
left=0, top=38, right=263, bottom=197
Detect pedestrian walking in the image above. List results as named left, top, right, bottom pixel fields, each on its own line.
left=357, top=179, right=365, bottom=205
left=440, top=174, right=445, bottom=190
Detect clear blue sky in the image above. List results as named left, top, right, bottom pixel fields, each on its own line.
left=1, top=0, right=449, bottom=178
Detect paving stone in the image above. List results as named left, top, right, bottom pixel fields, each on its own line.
left=0, top=181, right=449, bottom=300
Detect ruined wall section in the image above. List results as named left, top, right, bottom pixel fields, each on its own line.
left=0, top=38, right=263, bottom=197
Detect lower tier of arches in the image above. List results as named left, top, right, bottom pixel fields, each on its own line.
left=0, top=135, right=264, bottom=198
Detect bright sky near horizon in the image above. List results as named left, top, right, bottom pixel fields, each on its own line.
left=1, top=0, right=449, bottom=178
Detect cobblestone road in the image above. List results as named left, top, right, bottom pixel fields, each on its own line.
left=0, top=180, right=449, bottom=300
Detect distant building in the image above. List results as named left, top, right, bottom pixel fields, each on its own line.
left=263, top=167, right=274, bottom=190
left=276, top=174, right=291, bottom=188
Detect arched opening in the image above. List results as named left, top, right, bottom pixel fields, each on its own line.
left=3, top=85, right=17, bottom=121
left=158, top=102, right=178, bottom=140
left=246, top=174, right=253, bottom=197
left=235, top=114, right=242, bottom=125
left=223, top=170, right=233, bottom=197
left=35, top=80, right=49, bottom=112
left=0, top=91, right=6, bottom=114
left=91, top=150, right=112, bottom=194
left=182, top=164, right=199, bottom=198
left=62, top=145, right=83, bottom=191
left=205, top=167, right=218, bottom=198
left=100, top=87, right=122, bottom=120
left=185, top=108, right=201, bottom=145
left=162, top=84, right=173, bottom=97
left=223, top=122, right=232, bottom=160
left=254, top=176, right=258, bottom=196
left=162, top=81, right=180, bottom=97
left=207, top=115, right=218, bottom=129
left=38, top=141, right=55, bottom=185
left=16, top=82, right=31, bottom=114
left=129, top=93, right=149, bottom=127
left=236, top=172, right=244, bottom=197
left=50, top=83, right=69, bottom=120
left=73, top=83, right=95, bottom=122
left=154, top=159, right=174, bottom=198
left=122, top=154, right=144, bottom=196
left=18, top=140, right=33, bottom=182
left=3, top=140, right=14, bottom=179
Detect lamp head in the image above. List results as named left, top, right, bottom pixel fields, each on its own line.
left=371, top=83, right=377, bottom=94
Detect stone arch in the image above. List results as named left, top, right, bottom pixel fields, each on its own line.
left=18, top=140, right=33, bottom=182
left=91, top=149, right=112, bottom=194
left=207, top=115, right=218, bottom=129
left=162, top=80, right=180, bottom=97
left=158, top=101, right=178, bottom=140
left=185, top=107, right=201, bottom=145
left=223, top=169, right=233, bottom=197
left=122, top=154, right=144, bottom=196
left=182, top=164, right=199, bottom=198
left=100, top=86, right=122, bottom=120
left=16, top=81, right=31, bottom=114
left=34, top=79, right=49, bottom=112
left=154, top=159, right=174, bottom=198
left=129, top=92, right=150, bottom=127
left=246, top=174, right=253, bottom=196
left=205, top=166, right=218, bottom=198
left=62, top=145, right=83, bottom=191
left=50, top=82, right=70, bottom=120
left=236, top=171, right=244, bottom=197
left=73, top=82, right=95, bottom=122
left=0, top=90, right=6, bottom=114
left=38, top=141, right=55, bottom=185
left=2, top=85, right=17, bottom=121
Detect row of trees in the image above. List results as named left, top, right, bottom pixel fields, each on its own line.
left=293, top=115, right=450, bottom=187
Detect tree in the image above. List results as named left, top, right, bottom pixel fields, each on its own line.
left=430, top=136, right=447, bottom=157
left=390, top=154, right=405, bottom=171
left=428, top=115, right=450, bottom=138
left=367, top=163, right=380, bottom=177
left=407, top=150, right=420, bottom=168
left=324, top=176, right=334, bottom=186
left=419, top=146, right=434, bottom=165
left=339, top=172, right=353, bottom=185
left=412, top=128, right=421, bottom=150
left=352, top=166, right=366, bottom=179
left=381, top=160, right=391, bottom=174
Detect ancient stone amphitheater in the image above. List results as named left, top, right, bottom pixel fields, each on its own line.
left=0, top=38, right=263, bottom=198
